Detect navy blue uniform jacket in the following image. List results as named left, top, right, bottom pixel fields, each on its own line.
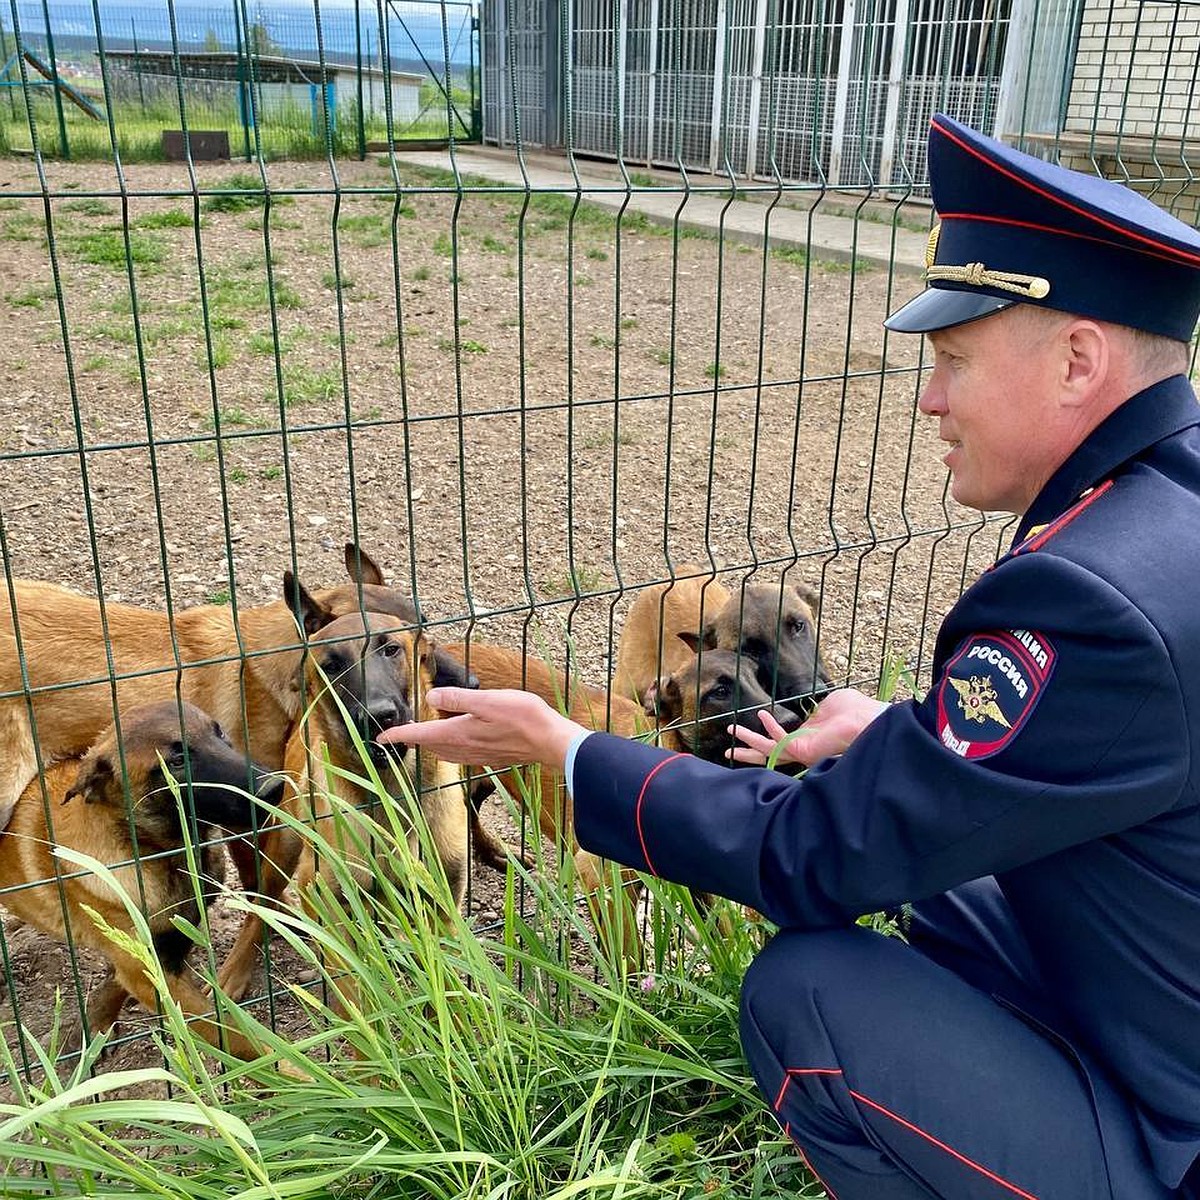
left=574, top=375, right=1200, bottom=1190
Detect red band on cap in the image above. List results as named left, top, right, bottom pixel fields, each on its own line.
left=930, top=117, right=1200, bottom=268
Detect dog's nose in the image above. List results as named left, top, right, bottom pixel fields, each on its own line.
left=367, top=701, right=402, bottom=733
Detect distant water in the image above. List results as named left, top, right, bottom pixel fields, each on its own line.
left=3, top=0, right=474, bottom=67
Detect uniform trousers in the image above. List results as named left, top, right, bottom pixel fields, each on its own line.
left=738, top=879, right=1183, bottom=1199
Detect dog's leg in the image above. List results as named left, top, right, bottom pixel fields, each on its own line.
left=218, top=823, right=304, bottom=1001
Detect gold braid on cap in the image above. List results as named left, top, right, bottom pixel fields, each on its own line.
left=923, top=222, right=1051, bottom=300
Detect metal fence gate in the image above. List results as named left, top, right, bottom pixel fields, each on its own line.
left=483, top=0, right=1023, bottom=187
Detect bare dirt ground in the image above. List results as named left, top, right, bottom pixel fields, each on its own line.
left=0, top=152, right=1012, bottom=1090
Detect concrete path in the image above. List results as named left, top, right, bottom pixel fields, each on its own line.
left=391, top=143, right=931, bottom=278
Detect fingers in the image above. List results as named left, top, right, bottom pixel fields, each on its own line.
left=726, top=745, right=768, bottom=766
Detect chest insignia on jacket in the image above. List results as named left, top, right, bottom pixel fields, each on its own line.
left=936, top=630, right=1056, bottom=759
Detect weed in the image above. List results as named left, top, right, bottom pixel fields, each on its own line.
left=201, top=406, right=254, bottom=430
left=774, top=245, right=809, bottom=268
left=202, top=172, right=267, bottom=213
left=462, top=340, right=487, bottom=354
left=227, top=467, right=248, bottom=484
left=621, top=315, right=638, bottom=330
left=651, top=347, right=673, bottom=366
left=575, top=273, right=593, bottom=287
left=586, top=246, right=608, bottom=260
left=192, top=443, right=216, bottom=463
left=590, top=333, right=615, bottom=350
left=81, top=354, right=110, bottom=372
left=5, top=285, right=53, bottom=309
left=338, top=212, right=390, bottom=248
left=705, top=362, right=728, bottom=380
left=0, top=198, right=21, bottom=211
left=205, top=587, right=232, bottom=605
left=259, top=464, right=283, bottom=480
left=481, top=233, right=509, bottom=253
left=2, top=213, right=40, bottom=242
left=432, top=232, right=453, bottom=257
left=322, top=270, right=356, bottom=291
left=131, top=209, right=195, bottom=229
left=542, top=563, right=604, bottom=596
left=61, top=198, right=115, bottom=217
left=67, top=229, right=165, bottom=270
left=279, top=364, right=341, bottom=406
left=411, top=265, right=431, bottom=281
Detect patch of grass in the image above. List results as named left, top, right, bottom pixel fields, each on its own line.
left=353, top=405, right=383, bottom=422
left=200, top=406, right=255, bottom=430
left=705, top=361, right=728, bottom=380
left=206, top=273, right=302, bottom=314
left=227, top=467, right=249, bottom=484
left=0, top=198, right=21, bottom=211
left=81, top=354, right=110, bottom=372
left=586, top=246, right=608, bottom=260
left=5, top=285, right=54, bottom=310
left=432, top=232, right=453, bottom=257
left=201, top=335, right=234, bottom=369
left=131, top=209, right=196, bottom=229
left=590, top=333, right=615, bottom=350
left=248, top=329, right=304, bottom=356
left=202, top=172, right=267, bottom=213
left=815, top=255, right=876, bottom=273
left=411, top=264, right=431, bottom=281
left=193, top=442, right=216, bottom=463
left=204, top=587, right=231, bottom=604
left=61, top=198, right=115, bottom=216
left=322, top=270, right=356, bottom=291
left=621, top=315, right=638, bottom=330
left=481, top=233, right=509, bottom=253
left=542, top=563, right=604, bottom=596
left=279, top=364, right=341, bottom=407
left=67, top=229, right=165, bottom=270
left=651, top=347, right=674, bottom=367
left=2, top=212, right=40, bottom=242
left=773, top=245, right=809, bottom=268
left=259, top=464, right=283, bottom=480
left=574, top=273, right=593, bottom=287
left=337, top=212, right=390, bottom=248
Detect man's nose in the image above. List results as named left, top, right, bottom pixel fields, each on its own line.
left=917, top=371, right=947, bottom=416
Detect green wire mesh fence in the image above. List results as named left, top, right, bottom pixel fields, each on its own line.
left=0, top=0, right=1198, bottom=1177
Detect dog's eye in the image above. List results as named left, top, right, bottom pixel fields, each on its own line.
left=212, top=721, right=229, bottom=743
left=166, top=740, right=186, bottom=769
left=707, top=682, right=730, bottom=703
left=379, top=640, right=401, bottom=659
left=787, top=617, right=806, bottom=637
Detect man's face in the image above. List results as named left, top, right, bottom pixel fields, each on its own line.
left=918, top=307, right=1069, bottom=515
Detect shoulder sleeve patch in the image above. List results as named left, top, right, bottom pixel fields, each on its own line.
left=936, top=629, right=1056, bottom=760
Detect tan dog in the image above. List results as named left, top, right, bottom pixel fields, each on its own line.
left=0, top=699, right=284, bottom=1059
left=613, top=569, right=732, bottom=703
left=218, top=592, right=471, bottom=1003
left=0, top=545, right=423, bottom=897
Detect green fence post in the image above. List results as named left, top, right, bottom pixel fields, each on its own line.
left=131, top=16, right=145, bottom=113
left=39, top=0, right=68, bottom=158
left=0, top=19, right=17, bottom=119
left=233, top=0, right=251, bottom=159
left=355, top=0, right=365, bottom=158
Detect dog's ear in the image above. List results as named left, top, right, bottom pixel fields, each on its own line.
left=65, top=753, right=115, bottom=806
left=344, top=543, right=385, bottom=587
left=677, top=630, right=702, bottom=654
left=283, top=571, right=335, bottom=638
left=432, top=647, right=479, bottom=690
left=789, top=580, right=821, bottom=617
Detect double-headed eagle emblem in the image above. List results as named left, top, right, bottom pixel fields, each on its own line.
left=948, top=674, right=1011, bottom=728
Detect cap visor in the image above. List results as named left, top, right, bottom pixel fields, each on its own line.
left=884, top=288, right=1016, bottom=333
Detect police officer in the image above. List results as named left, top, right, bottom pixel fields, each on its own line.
left=383, top=115, right=1200, bottom=1199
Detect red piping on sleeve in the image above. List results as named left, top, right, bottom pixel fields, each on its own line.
left=634, top=753, right=686, bottom=876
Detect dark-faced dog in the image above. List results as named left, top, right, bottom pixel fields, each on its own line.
left=688, top=579, right=833, bottom=717
left=645, top=648, right=802, bottom=765
left=218, top=584, right=472, bottom=1002
left=0, top=700, right=284, bottom=1059
left=0, top=544, right=422, bottom=903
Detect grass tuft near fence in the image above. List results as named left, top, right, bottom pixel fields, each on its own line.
left=0, top=730, right=823, bottom=1199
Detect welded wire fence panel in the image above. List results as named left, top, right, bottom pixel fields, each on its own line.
left=1, top=0, right=1200, bottom=1189
left=1, top=0, right=478, bottom=160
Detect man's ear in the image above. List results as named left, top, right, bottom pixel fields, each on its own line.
left=283, top=571, right=335, bottom=637
left=64, top=753, right=114, bottom=806
left=1060, top=320, right=1109, bottom=404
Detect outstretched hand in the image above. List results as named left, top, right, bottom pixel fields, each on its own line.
left=727, top=688, right=890, bottom=768
left=377, top=687, right=586, bottom=772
